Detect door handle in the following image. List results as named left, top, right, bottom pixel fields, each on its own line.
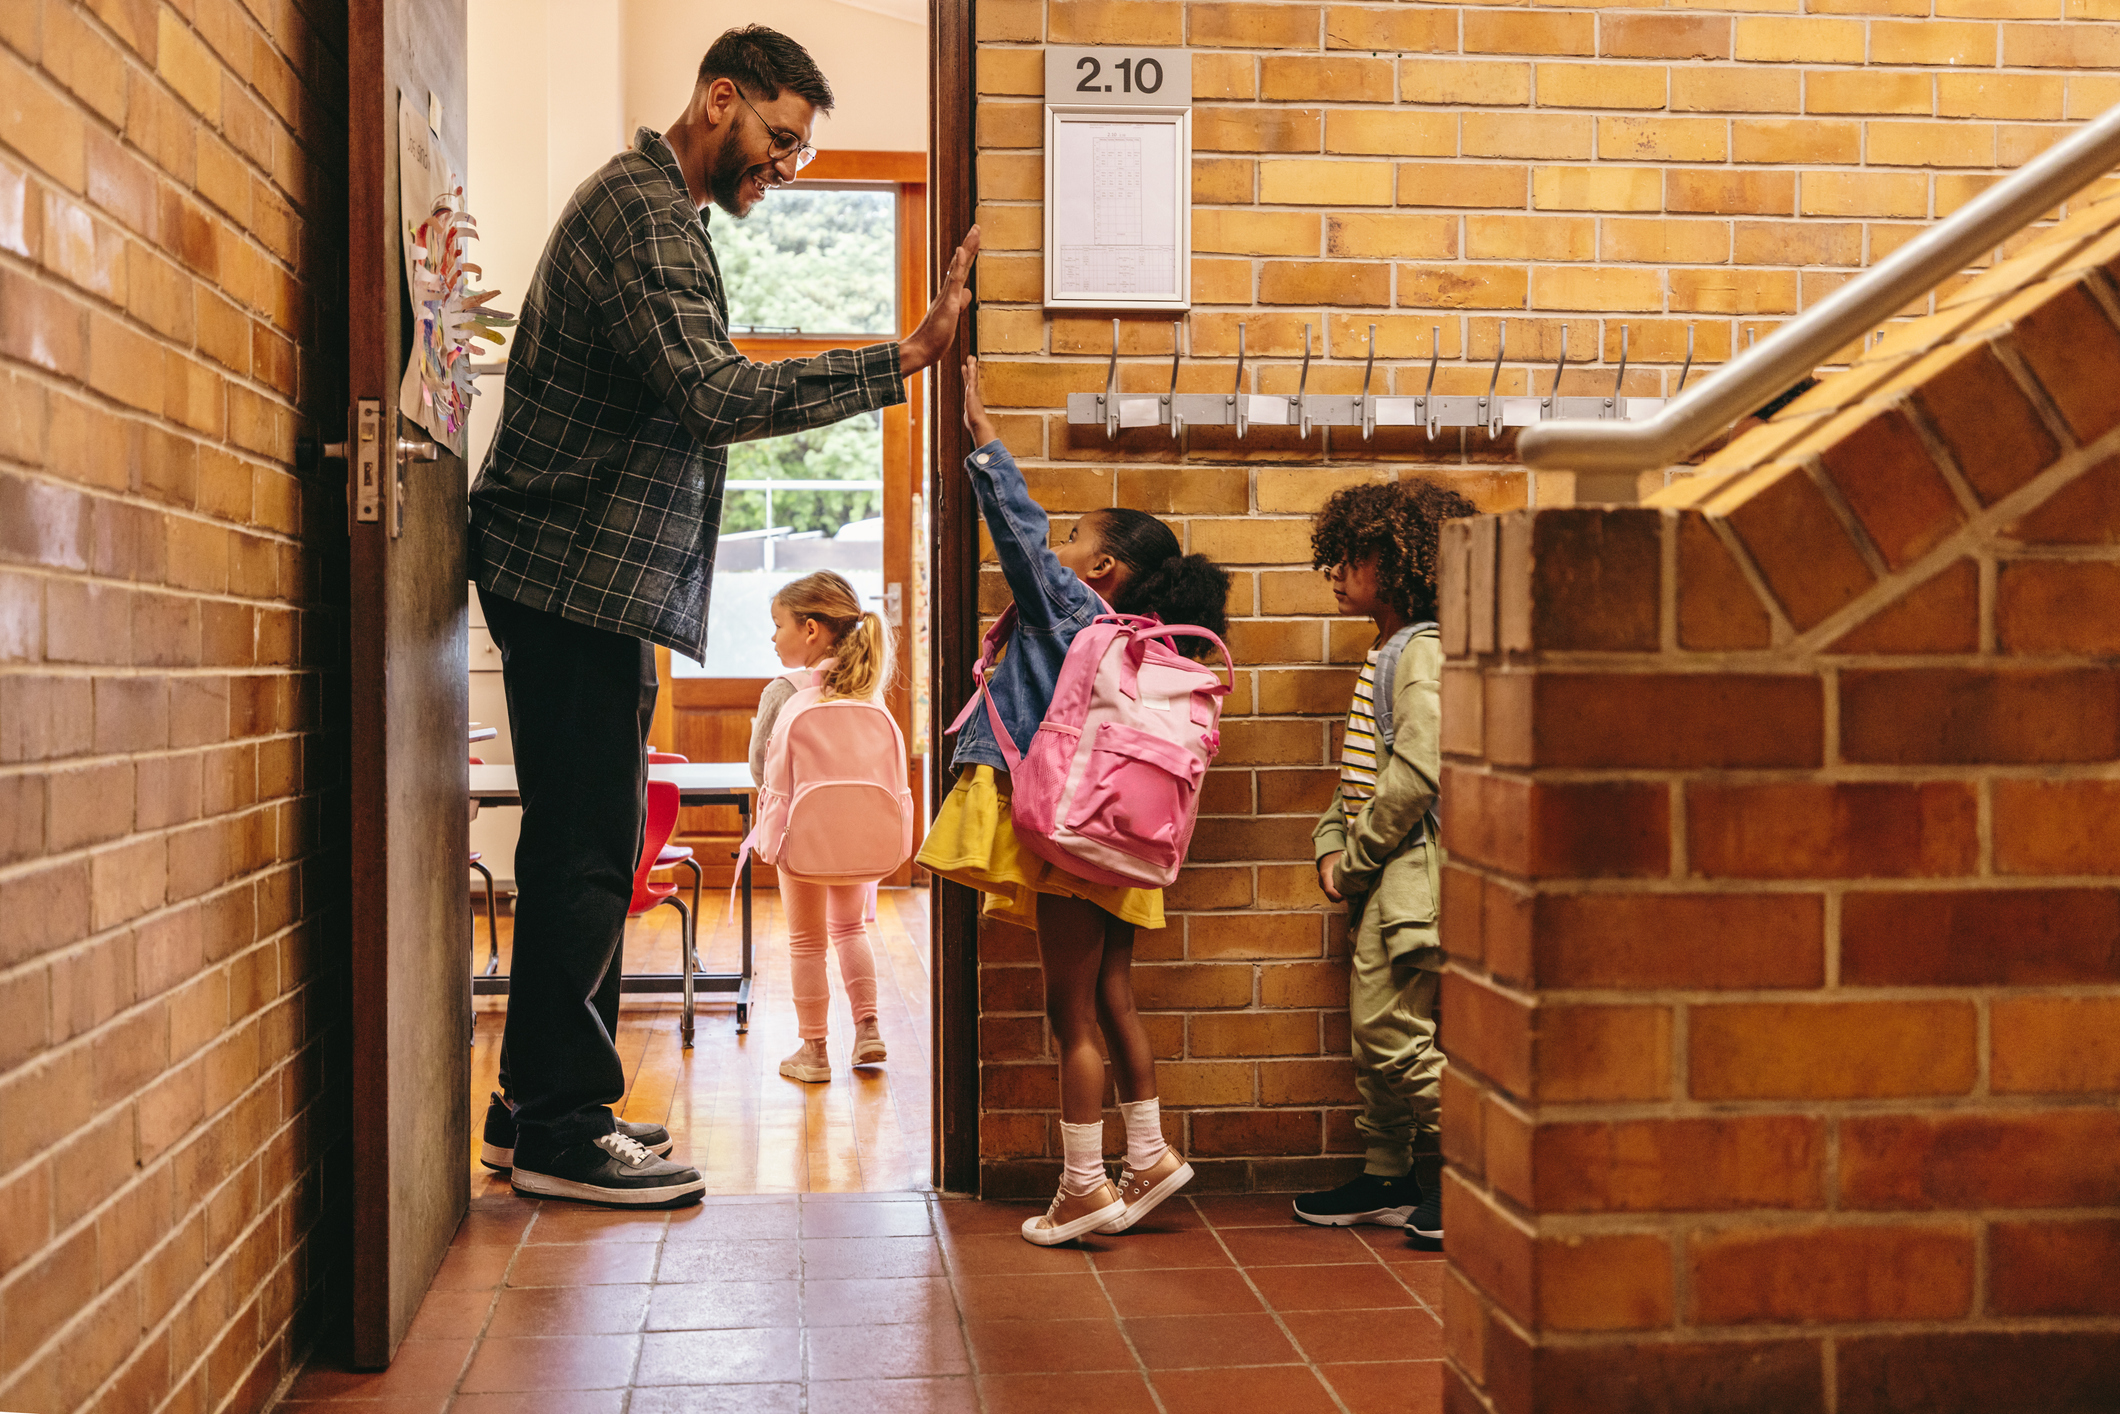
left=389, top=433, right=441, bottom=538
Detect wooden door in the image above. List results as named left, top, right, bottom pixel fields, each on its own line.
left=346, top=0, right=471, bottom=1368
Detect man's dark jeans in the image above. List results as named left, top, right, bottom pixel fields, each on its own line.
left=479, top=587, right=656, bottom=1154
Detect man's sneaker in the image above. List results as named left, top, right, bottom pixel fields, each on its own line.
left=851, top=1018, right=887, bottom=1067
left=1407, top=1186, right=1443, bottom=1251
left=1021, top=1180, right=1125, bottom=1246
left=1095, top=1147, right=1194, bottom=1234
left=478, top=1092, right=672, bottom=1172
left=511, top=1132, right=706, bottom=1207
left=1292, top=1171, right=1418, bottom=1227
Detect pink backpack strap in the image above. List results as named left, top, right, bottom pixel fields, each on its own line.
left=943, top=605, right=1032, bottom=769
left=1120, top=623, right=1236, bottom=696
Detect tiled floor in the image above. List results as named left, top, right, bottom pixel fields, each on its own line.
left=470, top=887, right=937, bottom=1193
left=279, top=1189, right=1446, bottom=1413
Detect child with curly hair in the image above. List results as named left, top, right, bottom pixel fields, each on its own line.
left=1294, top=479, right=1477, bottom=1249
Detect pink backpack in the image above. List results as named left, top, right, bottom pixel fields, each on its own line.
left=747, top=667, right=915, bottom=884
left=950, top=610, right=1233, bottom=889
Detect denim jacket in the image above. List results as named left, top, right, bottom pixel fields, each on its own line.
left=949, top=440, right=1102, bottom=772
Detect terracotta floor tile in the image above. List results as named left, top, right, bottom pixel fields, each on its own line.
left=1110, top=1197, right=1206, bottom=1234
left=802, top=1201, right=935, bottom=1238
left=1098, top=1266, right=1266, bottom=1319
left=525, top=1208, right=670, bottom=1244
left=275, top=1400, right=447, bottom=1414
left=284, top=1340, right=473, bottom=1399
left=963, top=1317, right=1136, bottom=1375
left=1219, top=1224, right=1371, bottom=1267
left=664, top=1202, right=801, bottom=1241
left=450, top=1392, right=625, bottom=1414
left=1280, top=1307, right=1445, bottom=1365
left=654, top=1239, right=802, bottom=1283
left=624, top=1382, right=801, bottom=1414
left=403, top=1288, right=495, bottom=1341
left=1152, top=1364, right=1341, bottom=1414
left=807, top=1376, right=981, bottom=1414
left=454, top=1208, right=535, bottom=1247
left=506, top=1243, right=659, bottom=1288
left=943, top=1233, right=1099, bottom=1276
left=1392, top=1256, right=1447, bottom=1305
left=487, top=1284, right=652, bottom=1337
left=642, top=1280, right=801, bottom=1331
left=807, top=1315, right=972, bottom=1380
left=935, top=1201, right=1044, bottom=1238
left=978, top=1371, right=1161, bottom=1414
left=633, top=1327, right=804, bottom=1386
left=1121, top=1312, right=1299, bottom=1370
left=1248, top=1263, right=1419, bottom=1313
left=951, top=1271, right=1111, bottom=1322
left=1192, top=1193, right=1312, bottom=1228
left=456, top=1334, right=641, bottom=1393
left=800, top=1235, right=948, bottom=1280
left=1321, top=1358, right=1446, bottom=1414
left=429, top=1245, right=512, bottom=1292
left=802, top=1276, right=961, bottom=1327
left=1082, top=1228, right=1236, bottom=1272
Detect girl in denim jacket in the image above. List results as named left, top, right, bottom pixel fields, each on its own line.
left=919, top=359, right=1231, bottom=1246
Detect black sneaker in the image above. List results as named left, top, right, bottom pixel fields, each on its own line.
left=511, top=1131, right=706, bottom=1208
left=1407, top=1188, right=1443, bottom=1251
left=480, top=1092, right=673, bottom=1172
left=1292, top=1171, right=1418, bottom=1227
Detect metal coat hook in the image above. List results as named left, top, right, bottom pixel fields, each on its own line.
left=1604, top=325, right=1630, bottom=420
left=1165, top=319, right=1183, bottom=439
left=1230, top=323, right=1247, bottom=439
left=1357, top=324, right=1377, bottom=439
left=1293, top=322, right=1315, bottom=438
left=1103, top=317, right=1120, bottom=438
left=1421, top=328, right=1441, bottom=438
left=1477, top=320, right=1506, bottom=437
left=1541, top=324, right=1569, bottom=418
left=1675, top=323, right=1696, bottom=395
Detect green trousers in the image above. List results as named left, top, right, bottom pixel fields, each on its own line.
left=1349, top=893, right=1445, bottom=1178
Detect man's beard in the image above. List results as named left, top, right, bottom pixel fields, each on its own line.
left=708, top=131, right=774, bottom=218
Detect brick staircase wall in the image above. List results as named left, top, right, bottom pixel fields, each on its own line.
left=0, top=3, right=348, bottom=1412
left=1439, top=203, right=2120, bottom=1412
left=971, top=0, right=2120, bottom=1196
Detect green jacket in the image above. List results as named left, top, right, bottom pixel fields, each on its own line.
left=1313, top=625, right=1444, bottom=963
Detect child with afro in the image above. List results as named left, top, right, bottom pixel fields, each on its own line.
left=1294, top=479, right=1477, bottom=1249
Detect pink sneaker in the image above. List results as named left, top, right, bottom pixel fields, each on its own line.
left=1096, top=1148, right=1194, bottom=1233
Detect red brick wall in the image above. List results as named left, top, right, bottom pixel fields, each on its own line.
left=0, top=2, right=347, bottom=1411
left=1438, top=205, right=2120, bottom=1411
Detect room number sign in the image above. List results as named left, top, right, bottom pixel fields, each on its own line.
left=1043, top=46, right=1192, bottom=312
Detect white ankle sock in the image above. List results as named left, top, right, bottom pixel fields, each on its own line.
left=1059, top=1120, right=1107, bottom=1195
left=1118, top=1099, right=1168, bottom=1171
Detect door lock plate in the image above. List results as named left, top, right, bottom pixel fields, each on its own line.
left=353, top=399, right=382, bottom=524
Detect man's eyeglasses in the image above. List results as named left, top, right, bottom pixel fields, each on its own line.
left=735, top=88, right=818, bottom=173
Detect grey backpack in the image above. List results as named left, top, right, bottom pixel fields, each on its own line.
left=1367, top=622, right=1441, bottom=844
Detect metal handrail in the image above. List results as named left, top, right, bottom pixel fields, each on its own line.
left=1517, top=101, right=2120, bottom=476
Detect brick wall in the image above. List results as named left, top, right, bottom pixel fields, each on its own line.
left=969, top=1, right=2120, bottom=1194
left=0, top=3, right=347, bottom=1412
left=1438, top=200, right=2120, bottom=1411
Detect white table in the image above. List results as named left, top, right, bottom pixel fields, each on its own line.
left=468, top=762, right=757, bottom=1042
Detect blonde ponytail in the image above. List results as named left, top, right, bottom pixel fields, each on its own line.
left=772, top=571, right=895, bottom=703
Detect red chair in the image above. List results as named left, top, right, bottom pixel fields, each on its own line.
left=630, top=779, right=701, bottom=1045
left=647, top=751, right=704, bottom=920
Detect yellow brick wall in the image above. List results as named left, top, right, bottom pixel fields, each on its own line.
left=968, top=0, right=2120, bottom=1195
left=0, top=2, right=345, bottom=1410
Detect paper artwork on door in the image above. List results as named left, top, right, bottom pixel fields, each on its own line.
left=397, top=92, right=514, bottom=456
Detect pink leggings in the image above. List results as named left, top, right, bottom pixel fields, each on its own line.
left=781, top=879, right=880, bottom=1041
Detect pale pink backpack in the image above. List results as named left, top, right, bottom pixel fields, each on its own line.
left=745, top=665, right=915, bottom=884
left=949, top=610, right=1234, bottom=889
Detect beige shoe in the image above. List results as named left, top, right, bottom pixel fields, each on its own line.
left=1020, top=1180, right=1124, bottom=1246
left=1095, top=1147, right=1195, bottom=1233
left=851, top=1018, right=887, bottom=1067
left=779, top=1040, right=830, bottom=1083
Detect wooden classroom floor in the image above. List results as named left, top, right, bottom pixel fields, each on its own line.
left=277, top=886, right=1449, bottom=1412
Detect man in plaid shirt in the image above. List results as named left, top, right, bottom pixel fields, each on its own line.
left=470, top=26, right=978, bottom=1207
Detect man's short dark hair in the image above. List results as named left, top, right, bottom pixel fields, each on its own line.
left=698, top=26, right=834, bottom=111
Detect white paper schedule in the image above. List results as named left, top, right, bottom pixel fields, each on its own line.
left=1052, top=117, right=1181, bottom=303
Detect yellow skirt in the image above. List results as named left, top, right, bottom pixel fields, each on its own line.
left=917, top=766, right=1164, bottom=931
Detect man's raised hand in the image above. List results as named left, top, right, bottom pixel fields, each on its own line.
left=900, top=227, right=981, bottom=376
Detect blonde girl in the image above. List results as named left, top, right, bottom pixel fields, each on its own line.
left=751, top=570, right=892, bottom=1083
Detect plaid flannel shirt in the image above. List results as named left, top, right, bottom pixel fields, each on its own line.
left=467, top=128, right=906, bottom=659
